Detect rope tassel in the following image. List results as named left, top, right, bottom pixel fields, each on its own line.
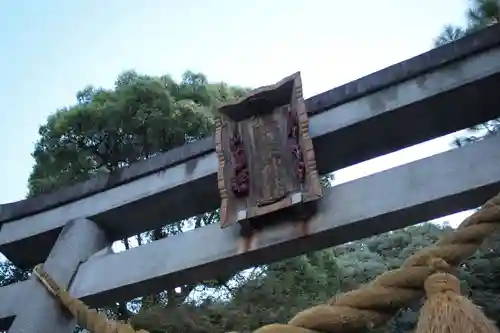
left=415, top=259, right=499, bottom=333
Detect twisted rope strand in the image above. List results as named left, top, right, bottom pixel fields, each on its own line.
left=258, top=193, right=500, bottom=333
left=33, top=265, right=148, bottom=333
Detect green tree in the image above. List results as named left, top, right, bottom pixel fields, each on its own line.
left=130, top=249, right=343, bottom=333
left=28, top=70, right=248, bottom=195
left=4, top=65, right=337, bottom=332
left=331, top=223, right=449, bottom=333
left=434, top=0, right=499, bottom=47
left=340, top=222, right=500, bottom=333
left=22, top=69, right=250, bottom=323
left=0, top=260, right=30, bottom=287
left=131, top=221, right=500, bottom=333
left=460, top=231, right=500, bottom=327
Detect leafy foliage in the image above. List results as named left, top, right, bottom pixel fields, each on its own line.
left=1, top=70, right=251, bottom=329
left=434, top=0, right=499, bottom=47
left=28, top=70, right=249, bottom=196
left=126, top=222, right=500, bottom=333
left=0, top=259, right=30, bottom=287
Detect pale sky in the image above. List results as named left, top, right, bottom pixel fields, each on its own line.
left=0, top=0, right=474, bottom=230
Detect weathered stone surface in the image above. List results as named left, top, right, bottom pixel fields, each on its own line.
left=1, top=23, right=499, bottom=224
left=66, top=135, right=500, bottom=305
left=3, top=38, right=500, bottom=268
left=6, top=219, right=109, bottom=333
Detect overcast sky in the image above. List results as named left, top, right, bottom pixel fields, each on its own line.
left=0, top=1, right=474, bottom=235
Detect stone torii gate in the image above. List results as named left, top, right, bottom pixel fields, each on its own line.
left=1, top=24, right=500, bottom=333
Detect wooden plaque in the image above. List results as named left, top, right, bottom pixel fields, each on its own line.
left=215, top=72, right=322, bottom=229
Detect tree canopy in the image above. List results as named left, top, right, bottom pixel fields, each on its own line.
left=28, top=70, right=249, bottom=196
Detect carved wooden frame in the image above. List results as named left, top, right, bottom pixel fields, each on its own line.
left=215, top=72, right=322, bottom=228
